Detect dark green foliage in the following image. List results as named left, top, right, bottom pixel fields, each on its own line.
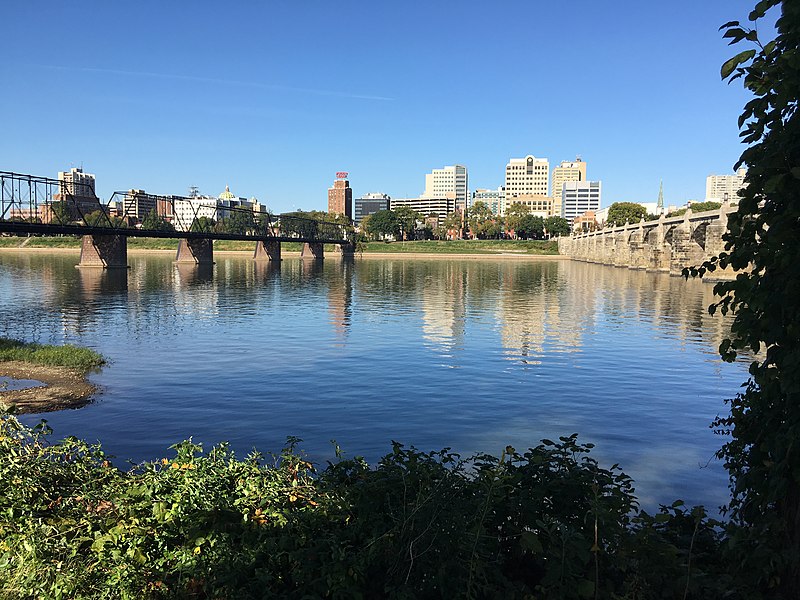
left=544, top=216, right=570, bottom=237
left=668, top=202, right=722, bottom=218
left=467, top=201, right=502, bottom=239
left=0, top=337, right=104, bottom=371
left=189, top=216, right=215, bottom=233
left=48, top=201, right=72, bottom=225
left=141, top=209, right=174, bottom=232
left=606, top=202, right=647, bottom=227
left=685, top=2, right=800, bottom=595
left=219, top=208, right=255, bottom=235
left=84, top=210, right=128, bottom=229
left=364, top=209, right=400, bottom=240
left=516, top=214, right=545, bottom=239
left=0, top=418, right=754, bottom=599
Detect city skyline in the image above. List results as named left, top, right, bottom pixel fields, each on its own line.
left=1, top=1, right=762, bottom=213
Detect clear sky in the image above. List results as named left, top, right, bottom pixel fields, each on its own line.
left=1, top=1, right=767, bottom=213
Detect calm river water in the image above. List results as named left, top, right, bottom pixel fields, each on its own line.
left=0, top=251, right=748, bottom=511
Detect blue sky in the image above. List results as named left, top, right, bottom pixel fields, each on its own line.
left=1, top=1, right=766, bottom=213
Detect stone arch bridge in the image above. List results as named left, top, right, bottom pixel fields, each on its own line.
left=557, top=203, right=736, bottom=280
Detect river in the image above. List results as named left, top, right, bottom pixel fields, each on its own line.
left=0, top=250, right=748, bottom=511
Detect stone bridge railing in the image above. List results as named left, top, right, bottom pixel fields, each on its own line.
left=557, top=202, right=736, bottom=280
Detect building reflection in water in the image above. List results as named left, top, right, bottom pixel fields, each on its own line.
left=421, top=262, right=466, bottom=353
left=327, top=258, right=353, bottom=341
left=0, top=252, right=737, bottom=370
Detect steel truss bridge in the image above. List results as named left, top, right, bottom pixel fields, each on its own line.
left=0, top=170, right=354, bottom=267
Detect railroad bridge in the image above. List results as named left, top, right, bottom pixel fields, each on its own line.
left=0, top=171, right=355, bottom=268
left=557, top=202, right=736, bottom=280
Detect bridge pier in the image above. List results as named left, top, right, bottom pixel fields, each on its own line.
left=301, top=242, right=324, bottom=260
left=77, top=235, right=128, bottom=269
left=337, top=242, right=356, bottom=258
left=254, top=240, right=281, bottom=261
left=175, top=238, right=214, bottom=265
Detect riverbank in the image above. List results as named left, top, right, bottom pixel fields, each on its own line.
left=0, top=338, right=104, bottom=414
left=0, top=236, right=560, bottom=257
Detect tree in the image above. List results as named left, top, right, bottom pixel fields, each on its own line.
left=504, top=202, right=530, bottom=236
left=49, top=201, right=71, bottom=225
left=84, top=210, right=127, bottom=229
left=668, top=201, right=722, bottom=217
left=442, top=211, right=464, bottom=239
left=688, top=3, right=800, bottom=594
left=467, top=201, right=500, bottom=239
left=606, top=202, right=647, bottom=227
left=544, top=216, right=570, bottom=237
left=190, top=216, right=215, bottom=233
left=515, top=214, right=544, bottom=239
left=141, top=209, right=175, bottom=232
left=364, top=209, right=399, bottom=240
left=393, top=205, right=420, bottom=241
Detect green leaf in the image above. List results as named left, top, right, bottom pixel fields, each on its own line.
left=721, top=50, right=756, bottom=79
left=521, top=531, right=543, bottom=553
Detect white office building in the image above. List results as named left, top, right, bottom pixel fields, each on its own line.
left=173, top=197, right=218, bottom=231
left=706, top=168, right=746, bottom=202
left=551, top=158, right=586, bottom=217
left=562, top=181, right=601, bottom=224
left=423, top=165, right=468, bottom=212
left=504, top=155, right=550, bottom=215
left=472, top=187, right=504, bottom=216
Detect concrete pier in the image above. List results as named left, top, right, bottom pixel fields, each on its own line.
left=254, top=240, right=281, bottom=261
left=77, top=235, right=128, bottom=269
left=175, top=238, right=214, bottom=265
left=300, top=242, right=324, bottom=260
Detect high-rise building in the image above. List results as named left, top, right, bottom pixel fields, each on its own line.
left=354, top=193, right=390, bottom=225
left=504, top=155, right=550, bottom=215
left=58, top=167, right=96, bottom=199
left=423, top=165, right=468, bottom=212
left=328, top=173, right=352, bottom=218
left=390, top=196, right=456, bottom=222
left=562, top=181, right=601, bottom=224
left=50, top=167, right=102, bottom=221
left=706, top=168, right=746, bottom=202
left=122, top=189, right=156, bottom=221
left=472, top=187, right=505, bottom=216
left=551, top=158, right=586, bottom=217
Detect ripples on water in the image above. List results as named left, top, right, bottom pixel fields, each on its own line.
left=0, top=251, right=748, bottom=511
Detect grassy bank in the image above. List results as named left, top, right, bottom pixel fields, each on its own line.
left=0, top=338, right=104, bottom=372
left=361, top=239, right=559, bottom=254
left=0, top=236, right=559, bottom=255
left=0, top=417, right=743, bottom=599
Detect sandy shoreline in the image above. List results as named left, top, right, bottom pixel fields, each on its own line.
left=0, top=361, right=97, bottom=414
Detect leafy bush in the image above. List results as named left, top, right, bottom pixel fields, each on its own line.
left=0, top=417, right=755, bottom=599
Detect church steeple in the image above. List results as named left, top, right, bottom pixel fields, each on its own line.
left=657, top=180, right=664, bottom=214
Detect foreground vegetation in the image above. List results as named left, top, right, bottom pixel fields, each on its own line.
left=0, top=338, right=104, bottom=372
left=0, top=416, right=748, bottom=599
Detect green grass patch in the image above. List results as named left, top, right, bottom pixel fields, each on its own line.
left=0, top=236, right=81, bottom=248
left=0, top=338, right=104, bottom=371
left=362, top=239, right=559, bottom=255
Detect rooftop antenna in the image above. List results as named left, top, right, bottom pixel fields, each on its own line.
left=189, top=185, right=199, bottom=198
